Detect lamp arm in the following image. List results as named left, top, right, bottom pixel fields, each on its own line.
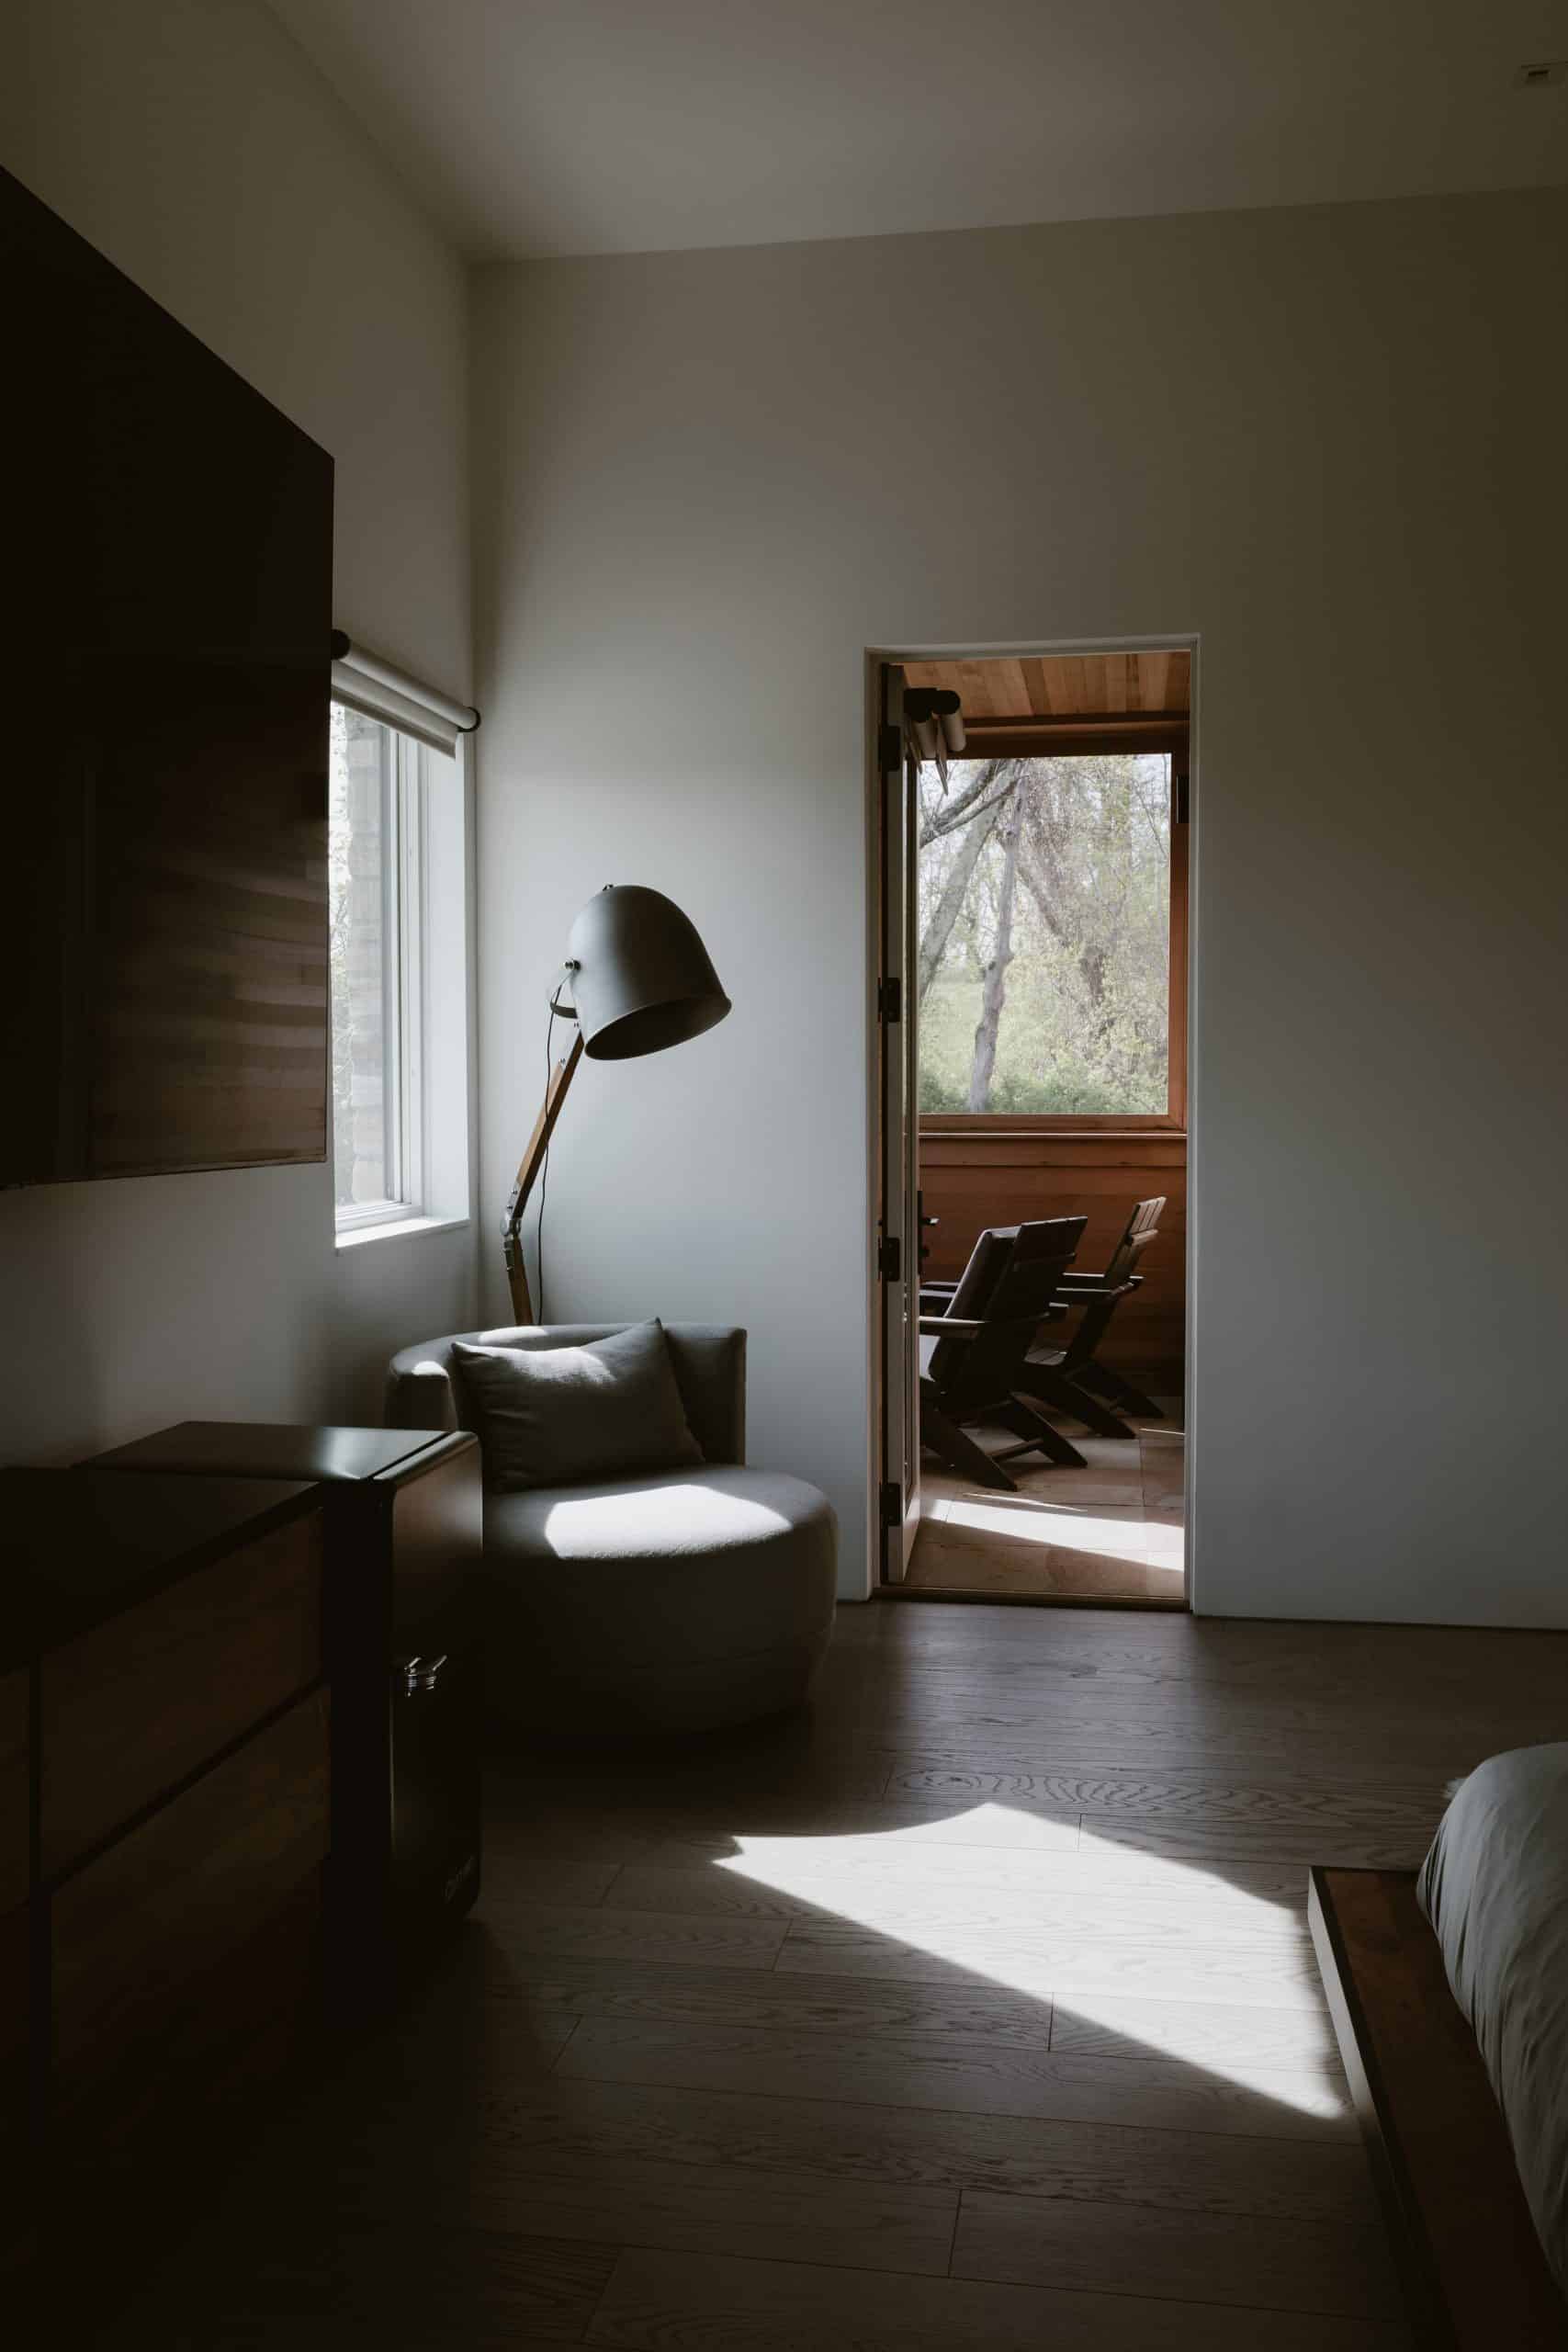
left=501, top=1025, right=584, bottom=1323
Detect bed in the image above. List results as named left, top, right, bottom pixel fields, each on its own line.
left=1310, top=1744, right=1568, bottom=2349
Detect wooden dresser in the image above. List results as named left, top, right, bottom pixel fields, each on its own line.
left=1, top=1467, right=329, bottom=2264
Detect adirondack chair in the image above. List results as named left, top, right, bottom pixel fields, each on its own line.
left=918, top=1216, right=1089, bottom=1491
left=1014, top=1196, right=1167, bottom=1434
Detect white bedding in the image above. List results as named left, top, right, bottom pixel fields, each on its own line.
left=1417, top=1742, right=1568, bottom=2292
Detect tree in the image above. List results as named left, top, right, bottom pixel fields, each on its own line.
left=918, top=786, right=1006, bottom=1007
left=966, top=786, right=1023, bottom=1112
left=916, top=751, right=1172, bottom=1115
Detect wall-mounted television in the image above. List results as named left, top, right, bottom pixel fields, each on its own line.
left=0, top=165, right=333, bottom=1186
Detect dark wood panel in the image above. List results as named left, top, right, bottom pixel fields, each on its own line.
left=919, top=1134, right=1185, bottom=1385
left=41, top=1512, right=323, bottom=1875
left=0, top=164, right=332, bottom=1187
left=0, top=1671, right=27, bottom=1914
left=0, top=1898, right=31, bottom=2276
left=51, top=1689, right=331, bottom=2110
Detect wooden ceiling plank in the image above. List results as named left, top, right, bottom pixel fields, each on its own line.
left=1058, top=654, right=1090, bottom=715
left=955, top=658, right=998, bottom=719
left=986, top=657, right=1027, bottom=718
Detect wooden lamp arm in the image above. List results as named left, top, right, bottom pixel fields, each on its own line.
left=501, top=1026, right=584, bottom=1323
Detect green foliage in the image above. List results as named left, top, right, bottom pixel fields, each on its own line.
left=918, top=753, right=1170, bottom=1115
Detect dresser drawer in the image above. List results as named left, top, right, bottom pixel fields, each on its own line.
left=51, top=1688, right=330, bottom=2110
left=41, top=1510, right=322, bottom=1876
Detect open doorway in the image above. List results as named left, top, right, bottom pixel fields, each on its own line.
left=874, top=646, right=1190, bottom=1609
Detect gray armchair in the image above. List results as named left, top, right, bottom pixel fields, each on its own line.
left=385, top=1324, right=836, bottom=1737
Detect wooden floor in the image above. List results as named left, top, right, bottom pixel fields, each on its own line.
left=94, top=1600, right=1568, bottom=2348
left=910, top=1405, right=1184, bottom=1603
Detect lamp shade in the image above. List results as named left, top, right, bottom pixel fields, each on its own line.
left=566, top=885, right=731, bottom=1061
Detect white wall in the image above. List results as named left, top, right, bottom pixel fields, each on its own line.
left=0, top=0, right=477, bottom=1462
left=472, top=187, right=1568, bottom=1623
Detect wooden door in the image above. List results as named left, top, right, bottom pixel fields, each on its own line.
left=878, top=664, right=922, bottom=1578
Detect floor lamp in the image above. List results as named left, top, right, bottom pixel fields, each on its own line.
left=502, top=885, right=731, bottom=1322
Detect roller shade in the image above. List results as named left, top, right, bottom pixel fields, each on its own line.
left=330, top=632, right=479, bottom=755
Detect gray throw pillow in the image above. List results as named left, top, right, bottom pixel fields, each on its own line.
left=451, top=1321, right=705, bottom=1492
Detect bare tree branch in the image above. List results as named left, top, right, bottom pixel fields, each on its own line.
left=967, top=791, right=1023, bottom=1113
left=919, top=759, right=1024, bottom=846
left=916, top=786, right=1008, bottom=1007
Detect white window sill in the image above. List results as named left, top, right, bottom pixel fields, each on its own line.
left=335, top=1212, right=470, bottom=1252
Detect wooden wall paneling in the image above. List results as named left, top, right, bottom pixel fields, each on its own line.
left=41, top=1513, right=323, bottom=1876
left=919, top=1135, right=1186, bottom=1388
left=51, top=1689, right=331, bottom=2120
left=2, top=165, right=333, bottom=1187
left=0, top=1672, right=27, bottom=1916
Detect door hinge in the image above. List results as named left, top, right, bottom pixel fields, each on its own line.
left=877, top=976, right=902, bottom=1023
left=877, top=1234, right=902, bottom=1282
left=878, top=721, right=904, bottom=775
left=879, top=1479, right=904, bottom=1528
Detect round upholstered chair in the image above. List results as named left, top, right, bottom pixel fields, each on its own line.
left=385, top=1324, right=837, bottom=1737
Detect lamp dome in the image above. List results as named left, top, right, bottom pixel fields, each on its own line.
left=566, top=885, right=731, bottom=1061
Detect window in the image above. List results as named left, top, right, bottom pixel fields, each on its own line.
left=917, top=752, right=1183, bottom=1125
left=330, top=706, right=420, bottom=1222
left=328, top=696, right=470, bottom=1239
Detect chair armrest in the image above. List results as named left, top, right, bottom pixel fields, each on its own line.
left=1057, top=1273, right=1138, bottom=1298
left=919, top=1315, right=984, bottom=1337
left=919, top=1284, right=958, bottom=1314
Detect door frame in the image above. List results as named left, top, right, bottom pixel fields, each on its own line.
left=863, top=631, right=1201, bottom=1605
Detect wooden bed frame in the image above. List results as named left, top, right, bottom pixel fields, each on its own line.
left=1308, top=1867, right=1568, bottom=2349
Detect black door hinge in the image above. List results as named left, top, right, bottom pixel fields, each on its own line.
left=878, top=721, right=904, bottom=775
left=878, top=1235, right=902, bottom=1282
left=877, top=977, right=902, bottom=1023
left=879, top=1480, right=903, bottom=1528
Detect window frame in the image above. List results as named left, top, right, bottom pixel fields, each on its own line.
left=330, top=713, right=431, bottom=1235
left=918, top=733, right=1189, bottom=1138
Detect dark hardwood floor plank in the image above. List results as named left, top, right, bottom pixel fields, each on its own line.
left=1050, top=1990, right=1344, bottom=2070
left=497, top=2075, right=1375, bottom=2224
left=601, top=1863, right=1314, bottom=1949
left=556, top=2015, right=1357, bottom=2142
left=585, top=2246, right=1412, bottom=2350
left=886, top=1765, right=1444, bottom=1837
left=1075, top=1815, right=1435, bottom=1871
left=773, top=1920, right=1329, bottom=2010
left=479, top=1900, right=788, bottom=1972
left=469, top=1947, right=1065, bottom=2047
left=953, top=2185, right=1402, bottom=2317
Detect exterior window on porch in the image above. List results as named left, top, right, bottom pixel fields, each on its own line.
left=917, top=752, right=1182, bottom=1128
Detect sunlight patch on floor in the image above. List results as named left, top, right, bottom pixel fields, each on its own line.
left=716, top=1805, right=1333, bottom=2112
left=938, top=1495, right=1184, bottom=1576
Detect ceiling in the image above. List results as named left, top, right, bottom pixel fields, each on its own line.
left=906, top=651, right=1190, bottom=724
left=269, top=1, right=1568, bottom=259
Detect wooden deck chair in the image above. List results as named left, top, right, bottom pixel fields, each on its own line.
left=919, top=1217, right=1089, bottom=1491
left=1015, top=1195, right=1167, bottom=1435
